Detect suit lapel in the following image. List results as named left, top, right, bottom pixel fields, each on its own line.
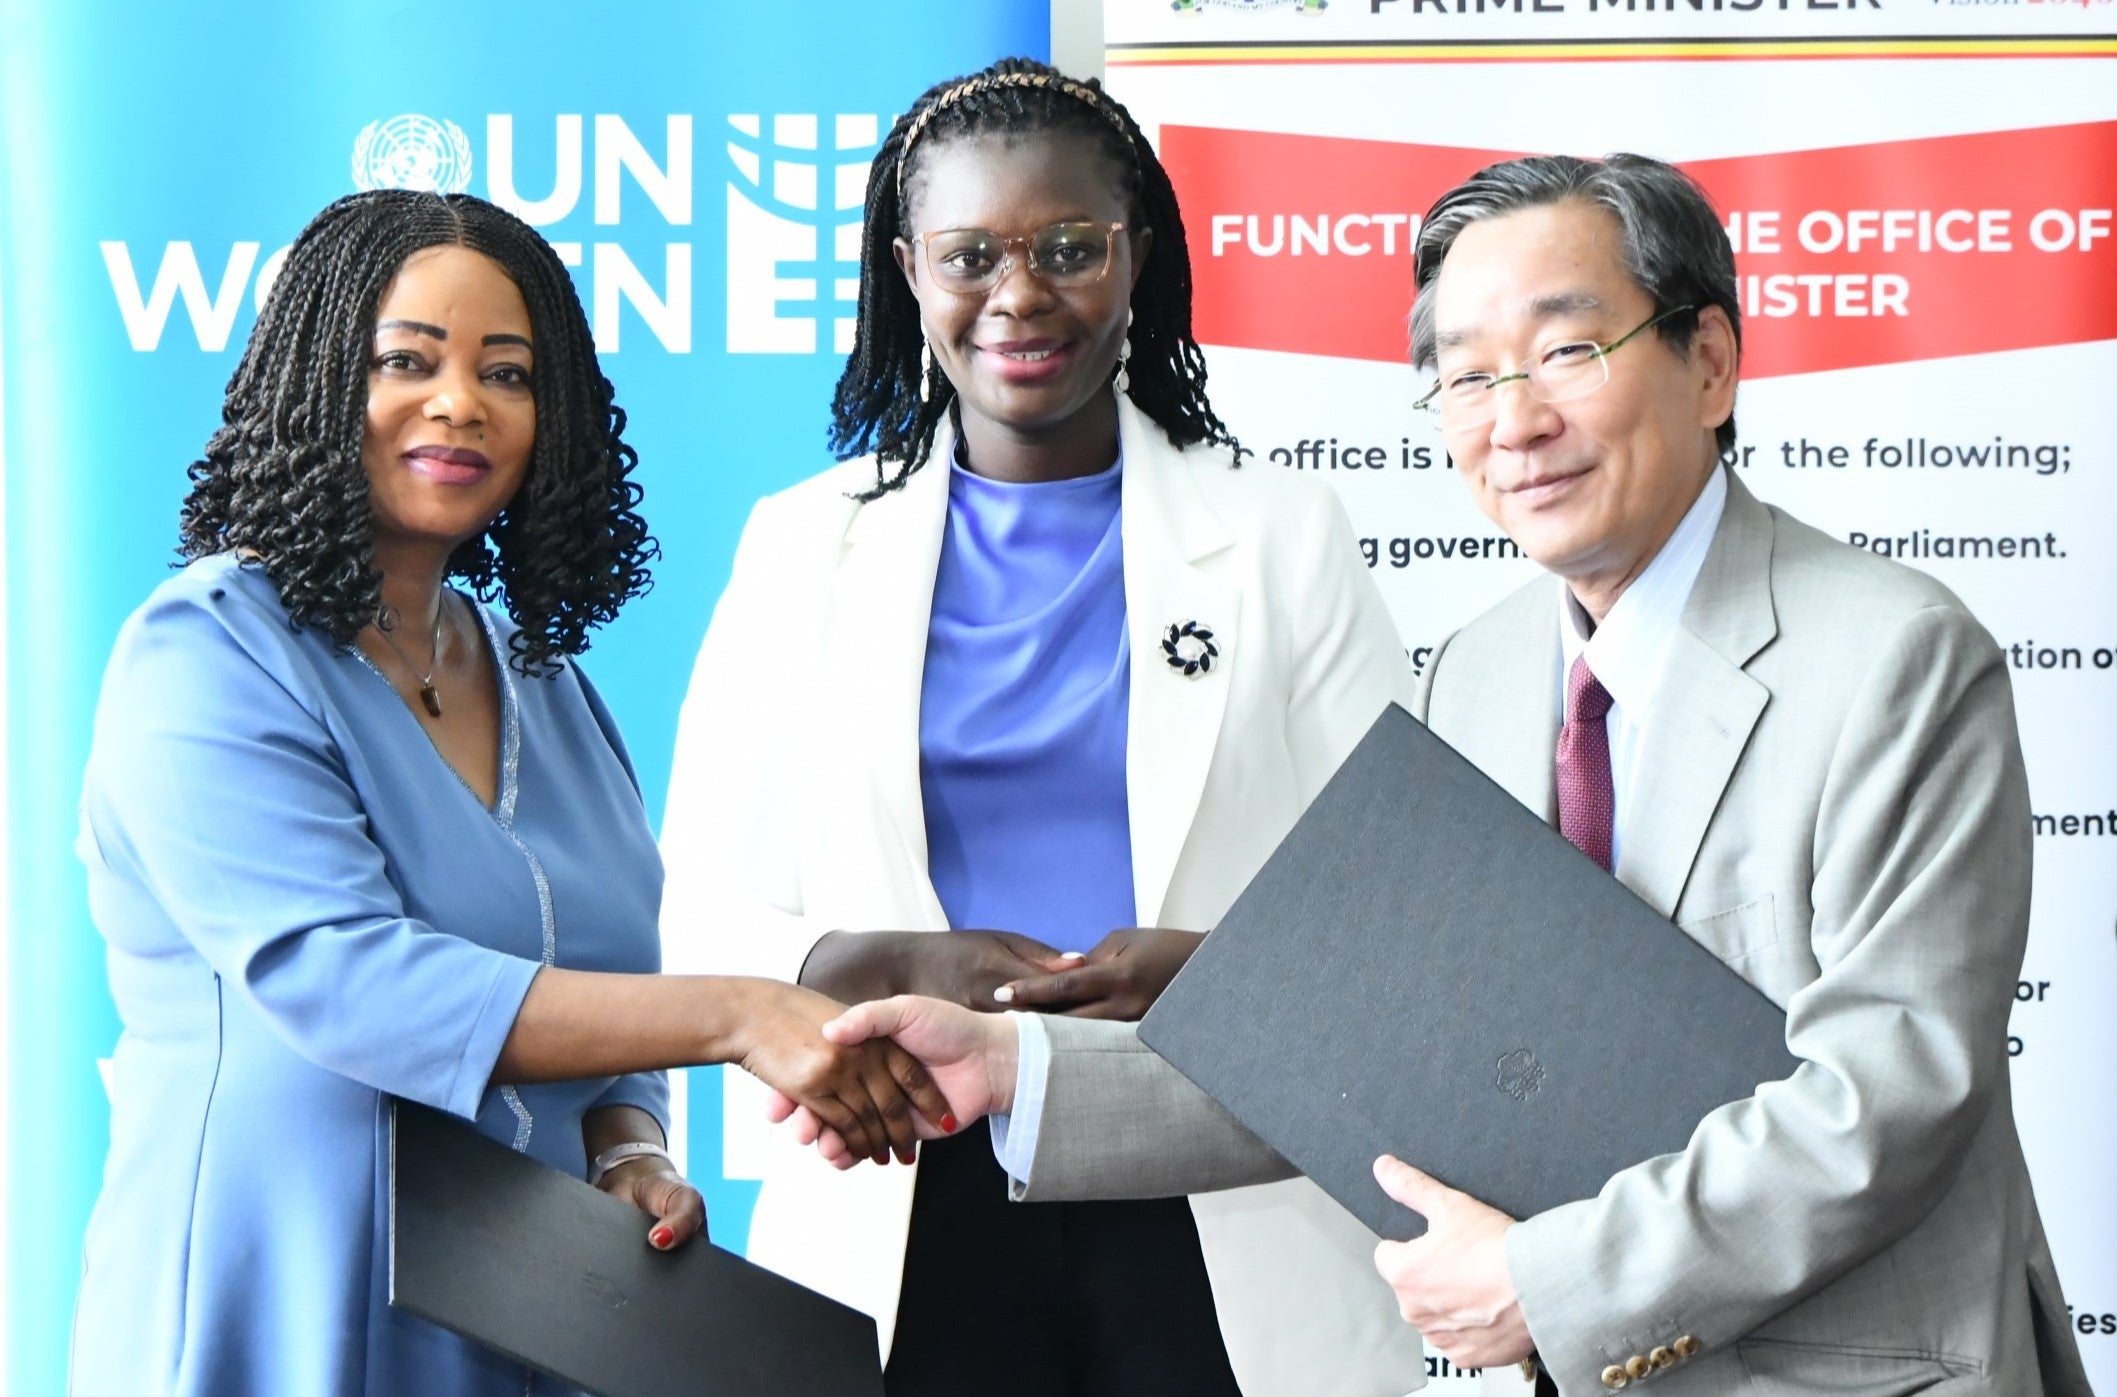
left=1430, top=579, right=1565, bottom=825
left=1615, top=471, right=1778, bottom=916
left=1481, top=593, right=1565, bottom=824
left=818, top=428, right=955, bottom=926
left=1119, top=400, right=1240, bottom=928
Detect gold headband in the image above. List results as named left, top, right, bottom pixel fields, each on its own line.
left=896, top=71, right=1135, bottom=199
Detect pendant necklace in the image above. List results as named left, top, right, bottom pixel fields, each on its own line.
left=375, top=599, right=446, bottom=718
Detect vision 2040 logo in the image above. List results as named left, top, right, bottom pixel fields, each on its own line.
left=102, top=109, right=882, bottom=358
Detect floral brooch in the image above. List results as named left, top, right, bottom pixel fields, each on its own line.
left=1162, top=620, right=1219, bottom=677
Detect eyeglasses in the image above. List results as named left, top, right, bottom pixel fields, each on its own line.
left=1413, top=305, right=1699, bottom=429
left=911, top=222, right=1129, bottom=294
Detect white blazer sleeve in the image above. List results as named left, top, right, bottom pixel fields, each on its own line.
left=1021, top=477, right=1418, bottom=1202
left=1284, top=484, right=1421, bottom=801
left=658, top=494, right=832, bottom=986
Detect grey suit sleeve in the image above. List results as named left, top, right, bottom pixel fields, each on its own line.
left=1508, top=604, right=2032, bottom=1382
left=1011, top=1017, right=1297, bottom=1201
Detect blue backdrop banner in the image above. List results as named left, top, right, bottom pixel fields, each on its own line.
left=0, top=4, right=1049, bottom=1390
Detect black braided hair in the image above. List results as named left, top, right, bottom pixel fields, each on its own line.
left=828, top=57, right=1241, bottom=500
left=178, top=189, right=655, bottom=676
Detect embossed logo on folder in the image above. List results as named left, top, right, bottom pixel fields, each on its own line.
left=1497, top=1049, right=1545, bottom=1101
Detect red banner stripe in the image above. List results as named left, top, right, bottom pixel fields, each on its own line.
left=1167, top=121, right=2117, bottom=377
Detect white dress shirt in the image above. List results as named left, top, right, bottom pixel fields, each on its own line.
left=1556, top=466, right=1727, bottom=872
left=998, top=467, right=1731, bottom=1185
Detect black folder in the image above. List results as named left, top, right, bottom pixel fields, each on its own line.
left=1136, top=703, right=1800, bottom=1242
left=389, top=1100, right=885, bottom=1397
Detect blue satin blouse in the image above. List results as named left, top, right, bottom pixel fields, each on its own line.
left=918, top=453, right=1136, bottom=953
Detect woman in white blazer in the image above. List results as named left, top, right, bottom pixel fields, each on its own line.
left=660, top=59, right=1422, bottom=1397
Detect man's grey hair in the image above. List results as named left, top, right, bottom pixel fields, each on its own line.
left=1409, top=153, right=1742, bottom=459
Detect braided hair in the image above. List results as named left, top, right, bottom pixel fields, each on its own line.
left=178, top=189, right=655, bottom=676
left=829, top=57, right=1241, bottom=499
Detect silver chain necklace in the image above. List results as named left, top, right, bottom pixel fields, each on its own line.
left=373, top=599, right=446, bottom=718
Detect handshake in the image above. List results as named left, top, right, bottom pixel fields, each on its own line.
left=760, top=925, right=1202, bottom=1167
left=753, top=926, right=1536, bottom=1373
left=765, top=994, right=1022, bottom=1169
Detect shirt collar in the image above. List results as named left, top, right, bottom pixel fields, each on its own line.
left=949, top=436, right=1126, bottom=491
left=1558, top=465, right=1728, bottom=717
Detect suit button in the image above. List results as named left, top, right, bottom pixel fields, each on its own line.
left=1601, top=1364, right=1631, bottom=1389
left=1673, top=1335, right=1702, bottom=1358
left=1625, top=1355, right=1653, bottom=1380
left=1650, top=1346, right=1676, bottom=1369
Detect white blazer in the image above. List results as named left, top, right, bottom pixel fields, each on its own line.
left=659, top=396, right=1426, bottom=1395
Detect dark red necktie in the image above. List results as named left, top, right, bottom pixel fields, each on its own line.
left=1535, top=660, right=1614, bottom=1396
left=1527, top=657, right=1616, bottom=1397
left=1556, top=655, right=1616, bottom=872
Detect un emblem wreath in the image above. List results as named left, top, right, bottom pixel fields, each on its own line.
left=352, top=114, right=474, bottom=195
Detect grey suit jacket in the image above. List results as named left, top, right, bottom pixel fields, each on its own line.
left=1019, top=471, right=2092, bottom=1396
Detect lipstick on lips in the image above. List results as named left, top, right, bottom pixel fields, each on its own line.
left=403, top=444, right=491, bottom=485
left=980, top=337, right=1072, bottom=384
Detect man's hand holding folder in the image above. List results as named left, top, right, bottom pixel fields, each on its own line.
left=1369, top=1155, right=1528, bottom=1369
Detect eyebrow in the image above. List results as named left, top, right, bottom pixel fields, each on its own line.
left=1433, top=290, right=1607, bottom=352
left=1528, top=291, right=1604, bottom=319
left=375, top=319, right=534, bottom=351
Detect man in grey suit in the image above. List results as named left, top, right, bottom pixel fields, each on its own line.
left=799, top=154, right=2091, bottom=1396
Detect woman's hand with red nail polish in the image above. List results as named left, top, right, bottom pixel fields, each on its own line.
left=594, top=1153, right=707, bottom=1252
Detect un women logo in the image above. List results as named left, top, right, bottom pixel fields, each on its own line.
left=724, top=112, right=882, bottom=354
left=352, top=115, right=474, bottom=194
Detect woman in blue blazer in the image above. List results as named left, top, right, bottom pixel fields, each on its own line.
left=72, top=190, right=945, bottom=1397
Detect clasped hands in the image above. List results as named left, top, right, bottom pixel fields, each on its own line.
left=801, top=925, right=1205, bottom=1020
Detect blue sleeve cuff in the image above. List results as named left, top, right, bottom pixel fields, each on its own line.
left=589, top=1070, right=672, bottom=1138
left=988, top=1010, right=1049, bottom=1184
left=449, top=954, right=543, bottom=1120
